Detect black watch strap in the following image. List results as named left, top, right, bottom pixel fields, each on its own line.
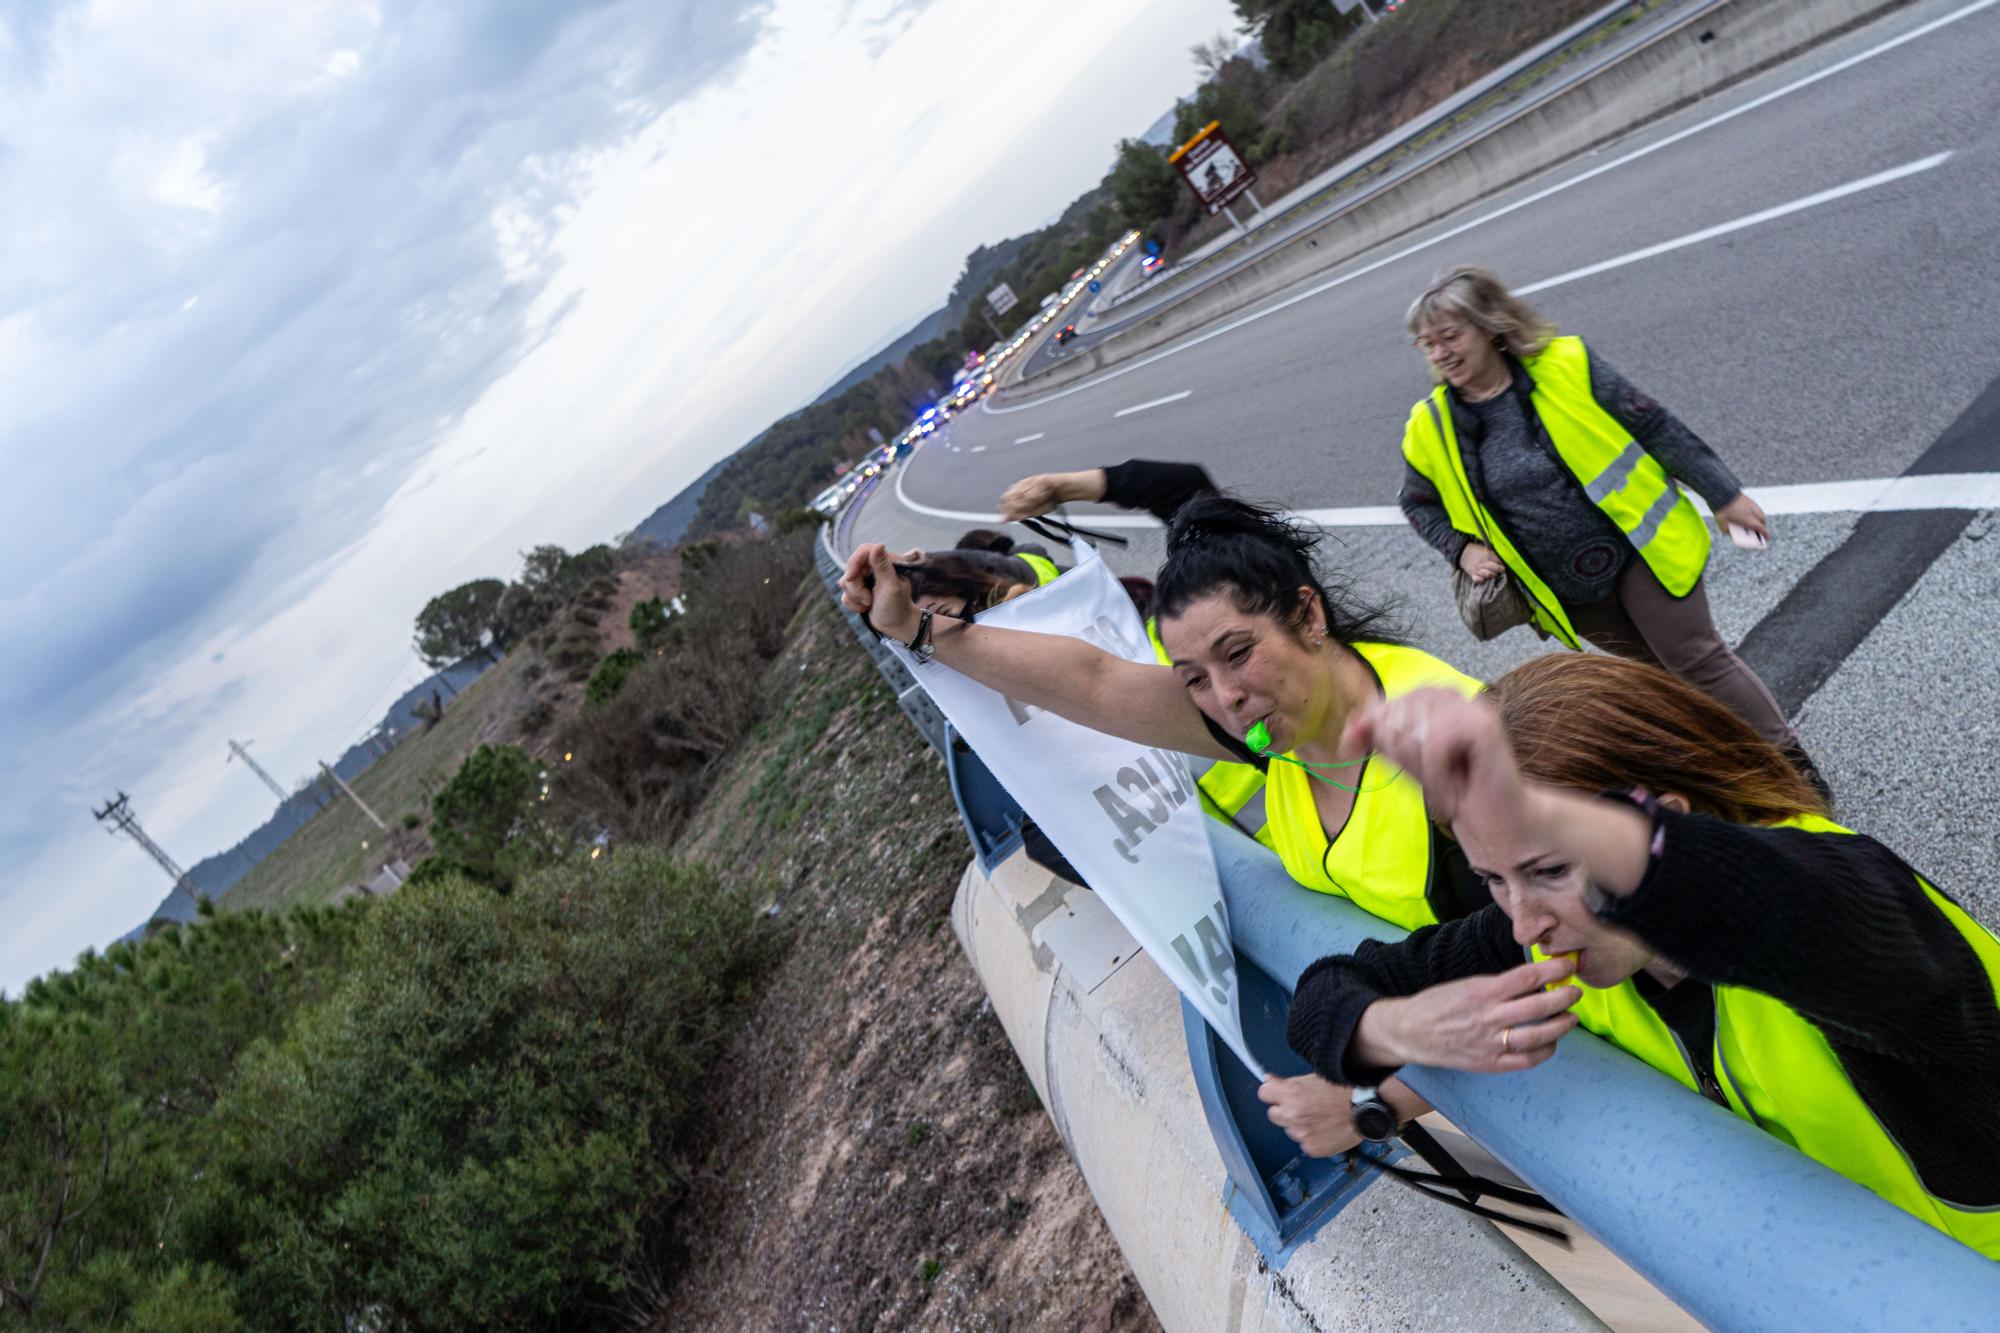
left=906, top=609, right=935, bottom=662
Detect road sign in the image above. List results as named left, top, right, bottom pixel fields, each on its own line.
left=1088, top=280, right=1101, bottom=293
left=1170, top=120, right=1257, bottom=217
left=987, top=282, right=1018, bottom=316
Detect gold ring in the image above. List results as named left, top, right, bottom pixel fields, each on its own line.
left=1500, top=1026, right=1513, bottom=1055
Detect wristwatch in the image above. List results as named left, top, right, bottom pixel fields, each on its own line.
left=1350, top=1084, right=1397, bottom=1143
left=906, top=609, right=936, bottom=664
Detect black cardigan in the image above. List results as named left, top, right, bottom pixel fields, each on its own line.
left=1285, top=802, right=2000, bottom=1208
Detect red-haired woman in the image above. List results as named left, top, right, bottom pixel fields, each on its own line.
left=1272, top=654, right=2000, bottom=1257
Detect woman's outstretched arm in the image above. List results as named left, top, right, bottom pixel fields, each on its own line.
left=841, top=542, right=1233, bottom=760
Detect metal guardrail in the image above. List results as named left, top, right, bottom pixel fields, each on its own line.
left=816, top=504, right=950, bottom=756
left=1029, top=0, right=1729, bottom=382
left=1205, top=821, right=2000, bottom=1329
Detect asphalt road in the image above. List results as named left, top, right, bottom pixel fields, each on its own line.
left=851, top=0, right=2000, bottom=921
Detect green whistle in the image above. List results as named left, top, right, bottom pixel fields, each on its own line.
left=1245, top=720, right=1273, bottom=754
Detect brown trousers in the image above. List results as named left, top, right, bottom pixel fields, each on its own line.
left=1564, top=560, right=1797, bottom=748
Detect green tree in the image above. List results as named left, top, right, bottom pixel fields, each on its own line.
left=413, top=578, right=506, bottom=669
left=0, top=904, right=364, bottom=1326
left=427, top=743, right=555, bottom=889
left=1110, top=138, right=1180, bottom=229
left=184, top=853, right=765, bottom=1332
left=1230, top=0, right=1358, bottom=76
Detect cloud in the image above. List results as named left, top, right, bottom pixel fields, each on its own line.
left=0, top=0, right=774, bottom=993
left=0, top=0, right=1240, bottom=997
left=0, top=0, right=772, bottom=724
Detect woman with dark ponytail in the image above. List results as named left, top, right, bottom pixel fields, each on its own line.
left=844, top=493, right=1494, bottom=930
left=845, top=493, right=1493, bottom=1154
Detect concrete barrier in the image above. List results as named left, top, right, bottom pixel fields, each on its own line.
left=953, top=847, right=1608, bottom=1332
left=1001, top=0, right=1911, bottom=402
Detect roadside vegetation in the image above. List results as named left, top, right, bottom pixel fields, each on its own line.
left=4, top=526, right=1151, bottom=1329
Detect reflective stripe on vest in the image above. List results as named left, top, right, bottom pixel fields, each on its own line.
left=1400, top=335, right=1713, bottom=649
left=1147, top=617, right=1274, bottom=850
left=1017, top=552, right=1061, bottom=586
left=1537, top=812, right=2000, bottom=1259
left=1264, top=642, right=1483, bottom=930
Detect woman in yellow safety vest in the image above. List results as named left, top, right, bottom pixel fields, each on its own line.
left=1276, top=653, right=2000, bottom=1257
left=1397, top=266, right=1823, bottom=796
left=846, top=492, right=1493, bottom=930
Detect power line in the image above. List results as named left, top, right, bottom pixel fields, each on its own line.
left=332, top=652, right=426, bottom=755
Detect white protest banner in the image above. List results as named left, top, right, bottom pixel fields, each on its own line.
left=886, top=542, right=1264, bottom=1076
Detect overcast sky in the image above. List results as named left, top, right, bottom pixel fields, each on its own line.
left=0, top=0, right=1243, bottom=995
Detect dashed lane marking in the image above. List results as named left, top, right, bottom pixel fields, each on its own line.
left=1113, top=390, right=1191, bottom=418
left=1519, top=153, right=1951, bottom=295
left=1014, top=432, right=1046, bottom=444
left=977, top=0, right=1998, bottom=418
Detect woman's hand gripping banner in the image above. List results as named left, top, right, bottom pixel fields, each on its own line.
left=887, top=542, right=1264, bottom=1076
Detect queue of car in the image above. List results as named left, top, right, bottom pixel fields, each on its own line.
left=809, top=230, right=1145, bottom=519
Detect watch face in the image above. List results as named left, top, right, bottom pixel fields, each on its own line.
left=1352, top=1100, right=1397, bottom=1143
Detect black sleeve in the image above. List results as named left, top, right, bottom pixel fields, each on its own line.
left=1599, top=805, right=2000, bottom=1066
left=1586, top=351, right=1743, bottom=510
left=1101, top=459, right=1218, bottom=526
left=1198, top=709, right=1268, bottom=770
left=1285, top=905, right=1520, bottom=1085
left=1398, top=462, right=1470, bottom=566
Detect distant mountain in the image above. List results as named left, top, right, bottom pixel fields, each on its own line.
left=1140, top=105, right=1182, bottom=148
left=122, top=656, right=496, bottom=937
left=623, top=452, right=736, bottom=550
left=809, top=304, right=949, bottom=405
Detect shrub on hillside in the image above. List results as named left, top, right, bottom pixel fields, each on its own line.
left=585, top=647, right=646, bottom=706
left=555, top=533, right=811, bottom=839
left=428, top=742, right=559, bottom=889
left=182, top=853, right=767, bottom=1331
left=630, top=595, right=669, bottom=651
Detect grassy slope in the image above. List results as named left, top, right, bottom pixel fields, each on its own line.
left=221, top=652, right=527, bottom=911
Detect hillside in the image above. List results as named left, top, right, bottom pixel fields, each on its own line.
left=125, top=656, right=497, bottom=934
left=625, top=452, right=733, bottom=549
left=809, top=303, right=949, bottom=405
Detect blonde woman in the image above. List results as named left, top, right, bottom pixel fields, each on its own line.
left=1396, top=265, right=1819, bottom=793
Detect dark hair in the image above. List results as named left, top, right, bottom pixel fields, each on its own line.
left=1118, top=576, right=1157, bottom=622
left=1155, top=495, right=1400, bottom=645
left=897, top=549, right=1040, bottom=616
left=954, top=528, right=1015, bottom=554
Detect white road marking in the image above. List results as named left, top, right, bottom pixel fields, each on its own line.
left=970, top=445, right=986, bottom=453
left=1113, top=390, right=1191, bottom=418
left=1014, top=432, right=1046, bottom=444
left=892, top=472, right=2000, bottom=527
left=978, top=0, right=1998, bottom=417
left=1520, top=153, right=1951, bottom=294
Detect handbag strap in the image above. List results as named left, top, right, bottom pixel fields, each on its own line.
left=1426, top=396, right=1499, bottom=554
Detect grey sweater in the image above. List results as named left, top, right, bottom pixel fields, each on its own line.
left=1399, top=351, right=1743, bottom=606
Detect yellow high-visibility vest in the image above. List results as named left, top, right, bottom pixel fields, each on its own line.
left=1017, top=552, right=1061, bottom=586
left=1400, top=335, right=1713, bottom=648
left=1534, top=812, right=2000, bottom=1258
left=1263, top=642, right=1483, bottom=930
